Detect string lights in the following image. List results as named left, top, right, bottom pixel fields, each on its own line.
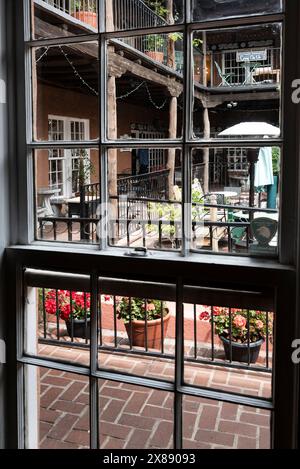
left=36, top=45, right=180, bottom=111
left=59, top=45, right=99, bottom=96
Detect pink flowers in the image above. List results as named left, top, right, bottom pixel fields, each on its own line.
left=255, top=320, right=264, bottom=330
left=233, top=315, right=247, bottom=329
left=147, top=303, right=156, bottom=311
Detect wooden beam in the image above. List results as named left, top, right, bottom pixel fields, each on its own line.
left=108, top=50, right=183, bottom=97
left=35, top=17, right=98, bottom=59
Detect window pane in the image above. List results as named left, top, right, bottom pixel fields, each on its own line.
left=25, top=366, right=90, bottom=449
left=191, top=147, right=280, bottom=256
left=25, top=281, right=92, bottom=366
left=192, top=24, right=281, bottom=140
left=98, top=278, right=176, bottom=381
left=32, top=42, right=99, bottom=141
left=99, top=380, right=174, bottom=449
left=106, top=33, right=183, bottom=140
left=183, top=397, right=271, bottom=449
left=34, top=148, right=100, bottom=244
left=108, top=0, right=184, bottom=31
left=32, top=0, right=98, bottom=39
left=107, top=148, right=182, bottom=251
left=184, top=301, right=274, bottom=399
left=192, top=0, right=282, bottom=22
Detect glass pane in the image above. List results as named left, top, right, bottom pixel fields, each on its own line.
left=184, top=301, right=274, bottom=399
left=25, top=366, right=90, bottom=449
left=107, top=148, right=182, bottom=251
left=191, top=147, right=280, bottom=256
left=99, top=380, right=174, bottom=449
left=106, top=33, right=183, bottom=140
left=25, top=280, right=91, bottom=367
left=32, top=42, right=99, bottom=141
left=98, top=278, right=176, bottom=381
left=108, top=0, right=184, bottom=31
left=192, top=0, right=282, bottom=22
left=34, top=148, right=100, bottom=244
left=183, top=397, right=271, bottom=449
left=32, top=0, right=98, bottom=39
left=192, top=24, right=281, bottom=140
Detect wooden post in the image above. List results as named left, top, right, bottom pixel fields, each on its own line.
left=107, top=69, right=118, bottom=238
left=166, top=1, right=175, bottom=69
left=203, top=107, right=210, bottom=194
left=210, top=194, right=218, bottom=252
left=106, top=0, right=114, bottom=32
left=167, top=95, right=177, bottom=199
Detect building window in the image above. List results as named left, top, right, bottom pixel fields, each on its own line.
left=47, top=116, right=90, bottom=198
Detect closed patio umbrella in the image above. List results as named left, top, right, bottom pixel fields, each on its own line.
left=254, top=146, right=274, bottom=188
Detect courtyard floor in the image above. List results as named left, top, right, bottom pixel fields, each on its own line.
left=38, top=343, right=271, bottom=450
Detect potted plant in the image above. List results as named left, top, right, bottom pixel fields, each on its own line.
left=70, top=0, right=98, bottom=29
left=117, top=297, right=170, bottom=349
left=45, top=289, right=91, bottom=339
left=144, top=34, right=166, bottom=63
left=200, top=307, right=273, bottom=364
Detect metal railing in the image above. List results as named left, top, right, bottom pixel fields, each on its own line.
left=113, top=0, right=167, bottom=30
left=37, top=286, right=273, bottom=373
left=37, top=196, right=278, bottom=254
left=38, top=0, right=98, bottom=16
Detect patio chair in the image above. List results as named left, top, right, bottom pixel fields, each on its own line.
left=230, top=226, right=247, bottom=253
left=214, top=61, right=233, bottom=87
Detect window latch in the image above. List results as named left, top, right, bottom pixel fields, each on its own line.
left=124, top=247, right=149, bottom=257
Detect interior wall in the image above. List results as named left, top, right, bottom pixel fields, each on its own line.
left=0, top=0, right=9, bottom=450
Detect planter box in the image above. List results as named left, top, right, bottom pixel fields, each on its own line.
left=72, top=11, right=97, bottom=29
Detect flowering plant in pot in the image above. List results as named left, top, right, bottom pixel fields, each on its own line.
left=199, top=307, right=273, bottom=364
left=117, top=297, right=170, bottom=349
left=45, top=289, right=91, bottom=339
left=70, top=0, right=98, bottom=29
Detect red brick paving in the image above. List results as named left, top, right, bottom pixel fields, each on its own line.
left=38, top=346, right=271, bottom=449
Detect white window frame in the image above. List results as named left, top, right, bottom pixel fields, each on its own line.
left=48, top=115, right=90, bottom=198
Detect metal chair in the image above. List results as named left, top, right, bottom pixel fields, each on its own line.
left=215, top=61, right=233, bottom=87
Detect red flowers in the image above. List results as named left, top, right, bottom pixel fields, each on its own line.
left=44, top=290, right=91, bottom=321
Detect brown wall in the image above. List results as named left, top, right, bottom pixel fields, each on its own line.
left=35, top=84, right=171, bottom=191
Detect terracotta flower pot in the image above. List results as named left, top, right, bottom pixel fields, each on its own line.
left=145, top=51, right=164, bottom=63
left=72, top=11, right=97, bottom=29
left=220, top=335, right=264, bottom=364
left=125, top=312, right=171, bottom=350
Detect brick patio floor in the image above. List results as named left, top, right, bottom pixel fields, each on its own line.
left=38, top=345, right=271, bottom=450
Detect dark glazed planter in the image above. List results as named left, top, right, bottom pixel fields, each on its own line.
left=66, top=318, right=90, bottom=339
left=220, top=335, right=264, bottom=364
left=125, top=313, right=171, bottom=350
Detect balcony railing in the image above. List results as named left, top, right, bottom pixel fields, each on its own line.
left=37, top=285, right=273, bottom=373
left=39, top=0, right=98, bottom=17
left=113, top=0, right=167, bottom=30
